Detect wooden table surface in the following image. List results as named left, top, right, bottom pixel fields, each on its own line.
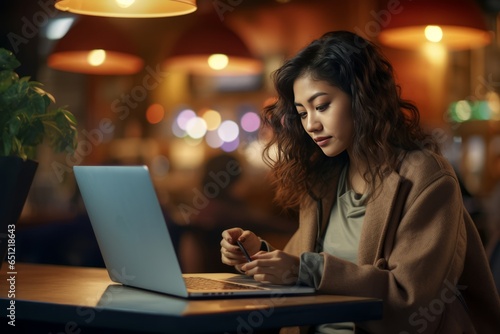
left=0, top=262, right=383, bottom=333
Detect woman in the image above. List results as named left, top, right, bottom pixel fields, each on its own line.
left=220, top=31, right=500, bottom=333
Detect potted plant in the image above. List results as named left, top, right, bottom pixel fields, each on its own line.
left=0, top=48, right=78, bottom=267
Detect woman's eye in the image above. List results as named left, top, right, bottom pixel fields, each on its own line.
left=298, top=112, right=307, bottom=119
left=316, top=103, right=329, bottom=112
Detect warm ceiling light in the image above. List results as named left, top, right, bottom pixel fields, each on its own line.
left=54, top=0, right=197, bottom=18
left=378, top=0, right=492, bottom=50
left=47, top=17, right=144, bottom=75
left=116, top=0, right=136, bottom=9
left=424, top=25, right=443, bottom=43
left=87, top=49, right=106, bottom=66
left=164, top=13, right=263, bottom=76
left=207, top=54, right=229, bottom=71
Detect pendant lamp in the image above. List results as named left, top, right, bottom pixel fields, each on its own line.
left=47, top=17, right=144, bottom=75
left=164, top=13, right=263, bottom=76
left=378, top=0, right=492, bottom=50
left=54, top=0, right=197, bottom=18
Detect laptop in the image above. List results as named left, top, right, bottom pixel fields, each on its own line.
left=73, top=165, right=315, bottom=298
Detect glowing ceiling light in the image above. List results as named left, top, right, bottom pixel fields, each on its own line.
left=164, top=13, right=262, bottom=77
left=54, top=0, right=197, bottom=18
left=425, top=25, right=443, bottom=43
left=378, top=0, right=491, bottom=51
left=116, top=0, right=135, bottom=8
left=207, top=54, right=229, bottom=71
left=47, top=17, right=144, bottom=75
left=87, top=49, right=106, bottom=66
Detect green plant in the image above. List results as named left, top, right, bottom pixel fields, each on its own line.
left=0, top=48, right=77, bottom=160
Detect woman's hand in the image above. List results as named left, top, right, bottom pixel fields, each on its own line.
left=240, top=250, right=300, bottom=285
left=220, top=228, right=261, bottom=272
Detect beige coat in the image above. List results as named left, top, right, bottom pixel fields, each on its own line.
left=281, top=150, right=500, bottom=333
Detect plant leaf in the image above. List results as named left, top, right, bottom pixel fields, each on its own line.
left=8, top=115, right=21, bottom=135
left=0, top=48, right=21, bottom=71
left=0, top=48, right=79, bottom=159
left=28, top=91, right=47, bottom=115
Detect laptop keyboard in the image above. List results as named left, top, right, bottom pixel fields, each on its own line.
left=184, top=277, right=263, bottom=290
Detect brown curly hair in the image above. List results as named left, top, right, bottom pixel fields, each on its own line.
left=261, top=31, right=440, bottom=209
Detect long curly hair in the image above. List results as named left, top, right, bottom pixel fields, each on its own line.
left=261, top=31, right=439, bottom=209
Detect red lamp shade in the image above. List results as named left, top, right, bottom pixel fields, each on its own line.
left=47, top=17, right=144, bottom=75
left=54, top=0, right=197, bottom=18
left=164, top=14, right=263, bottom=76
left=378, top=0, right=492, bottom=50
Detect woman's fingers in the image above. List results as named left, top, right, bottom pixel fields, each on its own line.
left=221, top=228, right=244, bottom=244
left=220, top=231, right=251, bottom=266
left=240, top=250, right=300, bottom=285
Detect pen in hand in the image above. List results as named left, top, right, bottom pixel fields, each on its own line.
left=236, top=240, right=252, bottom=263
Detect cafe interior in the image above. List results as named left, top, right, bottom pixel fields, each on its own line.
left=2, top=0, right=500, bottom=277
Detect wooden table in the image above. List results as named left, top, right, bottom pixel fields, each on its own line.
left=0, top=263, right=383, bottom=333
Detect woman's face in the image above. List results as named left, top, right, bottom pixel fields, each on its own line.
left=293, top=74, right=354, bottom=157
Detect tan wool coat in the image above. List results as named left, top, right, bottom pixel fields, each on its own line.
left=281, top=150, right=500, bottom=334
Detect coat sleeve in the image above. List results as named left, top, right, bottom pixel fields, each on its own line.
left=316, top=171, right=469, bottom=333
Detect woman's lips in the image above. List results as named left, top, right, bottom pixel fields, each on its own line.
left=314, top=136, right=332, bottom=147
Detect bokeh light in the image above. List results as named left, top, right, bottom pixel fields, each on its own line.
left=186, top=117, right=208, bottom=139
left=146, top=103, right=165, bottom=124
left=202, top=109, right=222, bottom=131
left=487, top=92, right=500, bottom=120
left=176, top=109, right=196, bottom=130
left=455, top=100, right=472, bottom=122
left=205, top=130, right=224, bottom=148
left=218, top=120, right=239, bottom=142
left=221, top=137, right=240, bottom=152
left=172, top=119, right=185, bottom=137
left=240, top=111, right=260, bottom=132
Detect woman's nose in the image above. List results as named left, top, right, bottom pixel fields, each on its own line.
left=306, top=113, right=322, bottom=132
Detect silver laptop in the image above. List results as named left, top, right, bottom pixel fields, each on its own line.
left=73, top=165, right=315, bottom=298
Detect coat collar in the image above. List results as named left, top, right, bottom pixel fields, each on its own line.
left=358, top=171, right=402, bottom=264
left=299, top=168, right=403, bottom=264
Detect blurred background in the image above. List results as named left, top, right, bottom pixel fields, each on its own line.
left=2, top=0, right=500, bottom=272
